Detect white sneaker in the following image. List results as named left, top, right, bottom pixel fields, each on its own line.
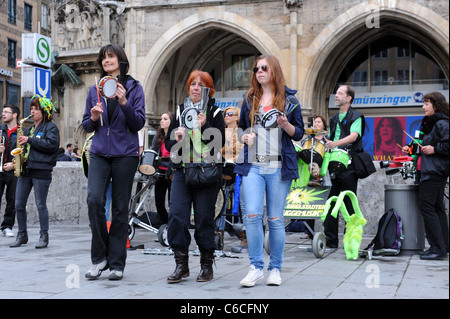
left=2, top=228, right=14, bottom=237
left=85, top=260, right=109, bottom=280
left=240, top=265, right=264, bottom=287
left=266, top=268, right=282, bottom=286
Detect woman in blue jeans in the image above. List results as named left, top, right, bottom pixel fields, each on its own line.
left=235, top=55, right=304, bottom=287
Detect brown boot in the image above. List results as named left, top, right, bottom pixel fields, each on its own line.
left=197, top=252, right=214, bottom=282
left=167, top=249, right=189, bottom=283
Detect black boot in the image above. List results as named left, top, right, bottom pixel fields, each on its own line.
left=10, top=231, right=28, bottom=248
left=35, top=233, right=49, bottom=249
left=167, top=249, right=189, bottom=283
left=197, top=252, right=214, bottom=282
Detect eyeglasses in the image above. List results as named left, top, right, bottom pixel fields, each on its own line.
left=224, top=112, right=236, bottom=117
left=253, top=65, right=268, bottom=73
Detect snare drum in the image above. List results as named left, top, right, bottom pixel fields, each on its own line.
left=139, top=149, right=159, bottom=175
left=299, top=138, right=326, bottom=165
left=98, top=76, right=118, bottom=99
left=261, top=109, right=281, bottom=129
left=328, top=149, right=351, bottom=174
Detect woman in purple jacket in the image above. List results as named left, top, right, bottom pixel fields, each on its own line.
left=82, top=44, right=145, bottom=280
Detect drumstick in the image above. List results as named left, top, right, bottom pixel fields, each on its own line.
left=94, top=76, right=103, bottom=126
left=402, top=130, right=422, bottom=148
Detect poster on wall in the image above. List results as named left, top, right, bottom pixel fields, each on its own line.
left=362, top=115, right=423, bottom=161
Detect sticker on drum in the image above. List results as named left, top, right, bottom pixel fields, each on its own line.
left=261, top=109, right=281, bottom=129
left=139, top=149, right=159, bottom=175
left=181, top=107, right=200, bottom=130
left=98, top=76, right=118, bottom=99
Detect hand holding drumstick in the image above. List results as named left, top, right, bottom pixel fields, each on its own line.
left=92, top=77, right=103, bottom=126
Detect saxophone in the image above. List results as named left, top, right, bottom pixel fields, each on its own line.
left=11, top=114, right=33, bottom=177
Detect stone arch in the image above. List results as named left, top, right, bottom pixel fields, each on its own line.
left=301, top=0, right=449, bottom=118
left=138, top=10, right=283, bottom=114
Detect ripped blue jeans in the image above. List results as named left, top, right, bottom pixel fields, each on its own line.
left=241, top=165, right=291, bottom=271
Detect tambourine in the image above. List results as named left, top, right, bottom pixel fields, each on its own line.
left=98, top=76, right=118, bottom=99
left=261, top=109, right=282, bottom=129
left=180, top=107, right=200, bottom=130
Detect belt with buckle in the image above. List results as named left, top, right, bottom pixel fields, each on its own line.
left=254, top=154, right=282, bottom=163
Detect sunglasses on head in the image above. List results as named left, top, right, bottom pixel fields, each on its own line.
left=253, top=65, right=268, bottom=73
left=224, top=112, right=235, bottom=117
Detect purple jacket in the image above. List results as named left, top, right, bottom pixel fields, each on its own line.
left=82, top=75, right=145, bottom=157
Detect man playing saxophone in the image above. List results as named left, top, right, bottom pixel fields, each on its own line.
left=0, top=105, right=20, bottom=238
left=10, top=95, right=60, bottom=249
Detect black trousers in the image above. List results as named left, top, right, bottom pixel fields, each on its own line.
left=168, top=169, right=220, bottom=253
left=154, top=174, right=171, bottom=224
left=87, top=154, right=139, bottom=271
left=419, top=175, right=449, bottom=254
left=0, top=173, right=17, bottom=230
left=323, top=165, right=358, bottom=248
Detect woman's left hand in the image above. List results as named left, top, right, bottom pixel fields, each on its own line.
left=422, top=145, right=435, bottom=155
left=116, top=83, right=127, bottom=106
left=277, top=113, right=288, bottom=128
left=18, top=136, right=29, bottom=145
left=198, top=113, right=206, bottom=127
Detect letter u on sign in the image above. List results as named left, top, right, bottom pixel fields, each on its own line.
left=35, top=67, right=51, bottom=97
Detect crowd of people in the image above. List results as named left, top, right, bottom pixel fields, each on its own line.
left=0, top=46, right=448, bottom=287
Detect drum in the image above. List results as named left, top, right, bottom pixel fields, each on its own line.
left=261, top=109, right=282, bottom=129
left=328, top=149, right=351, bottom=174
left=98, top=76, right=118, bottom=99
left=181, top=107, right=200, bottom=130
left=139, top=150, right=159, bottom=175
left=299, top=138, right=326, bottom=165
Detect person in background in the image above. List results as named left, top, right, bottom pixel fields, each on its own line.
left=151, top=111, right=173, bottom=225
left=323, top=85, right=365, bottom=249
left=235, top=55, right=304, bottom=287
left=10, top=96, right=60, bottom=249
left=0, top=105, right=19, bottom=238
left=82, top=44, right=145, bottom=280
left=402, top=91, right=449, bottom=260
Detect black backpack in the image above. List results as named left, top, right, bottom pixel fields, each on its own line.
left=364, top=208, right=404, bottom=256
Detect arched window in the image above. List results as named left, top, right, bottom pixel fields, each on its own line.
left=337, top=35, right=448, bottom=92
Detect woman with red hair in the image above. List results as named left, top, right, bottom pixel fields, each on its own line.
left=165, top=70, right=225, bottom=283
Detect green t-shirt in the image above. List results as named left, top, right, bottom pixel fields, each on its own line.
left=332, top=112, right=362, bottom=142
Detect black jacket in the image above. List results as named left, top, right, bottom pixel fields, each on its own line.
left=165, top=98, right=225, bottom=168
left=23, top=121, right=60, bottom=171
left=329, top=106, right=365, bottom=153
left=420, top=113, right=449, bottom=181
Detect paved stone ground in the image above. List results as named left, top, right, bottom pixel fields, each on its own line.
left=0, top=225, right=448, bottom=306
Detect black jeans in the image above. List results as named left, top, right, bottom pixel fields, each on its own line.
left=168, top=169, right=220, bottom=253
left=419, top=175, right=449, bottom=254
left=87, top=154, right=138, bottom=271
left=323, top=166, right=358, bottom=247
left=15, top=176, right=51, bottom=234
left=154, top=173, right=171, bottom=224
left=0, top=173, right=17, bottom=230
